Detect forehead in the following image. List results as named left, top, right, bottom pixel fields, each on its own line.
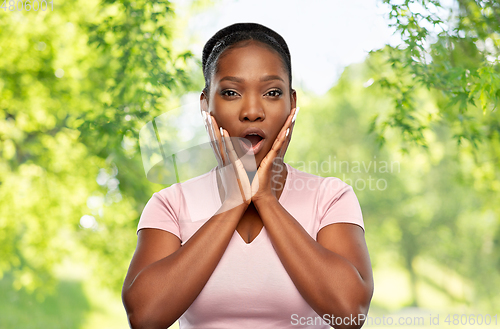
left=214, top=40, right=288, bottom=81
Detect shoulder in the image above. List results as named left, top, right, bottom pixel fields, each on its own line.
left=137, top=167, right=218, bottom=237
left=285, top=163, right=364, bottom=231
left=141, top=167, right=216, bottom=220
left=154, top=166, right=216, bottom=203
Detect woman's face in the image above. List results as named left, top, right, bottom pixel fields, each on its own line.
left=201, top=40, right=297, bottom=170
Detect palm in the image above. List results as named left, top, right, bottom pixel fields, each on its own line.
left=250, top=108, right=297, bottom=201
left=204, top=112, right=252, bottom=206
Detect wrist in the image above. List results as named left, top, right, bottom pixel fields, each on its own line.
left=252, top=192, right=278, bottom=209
left=218, top=198, right=249, bottom=214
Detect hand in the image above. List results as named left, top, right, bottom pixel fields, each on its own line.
left=251, top=107, right=298, bottom=203
left=202, top=111, right=252, bottom=210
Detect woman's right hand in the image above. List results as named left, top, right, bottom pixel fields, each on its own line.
left=203, top=111, right=252, bottom=210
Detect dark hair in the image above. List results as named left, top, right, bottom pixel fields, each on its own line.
left=202, top=22, right=292, bottom=95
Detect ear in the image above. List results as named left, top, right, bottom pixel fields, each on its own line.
left=290, top=89, right=297, bottom=110
left=200, top=91, right=209, bottom=114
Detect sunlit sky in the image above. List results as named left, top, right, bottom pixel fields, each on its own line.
left=173, top=0, right=401, bottom=95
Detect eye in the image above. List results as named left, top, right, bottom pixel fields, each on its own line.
left=266, top=89, right=283, bottom=97
left=221, top=90, right=239, bottom=98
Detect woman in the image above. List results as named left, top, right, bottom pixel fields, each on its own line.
left=122, top=23, right=373, bottom=329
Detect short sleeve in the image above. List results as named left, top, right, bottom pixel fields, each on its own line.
left=137, top=190, right=181, bottom=240
left=317, top=177, right=364, bottom=232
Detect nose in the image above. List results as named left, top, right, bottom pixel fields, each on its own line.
left=239, top=95, right=265, bottom=122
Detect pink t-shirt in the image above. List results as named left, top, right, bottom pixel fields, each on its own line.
left=137, top=162, right=364, bottom=329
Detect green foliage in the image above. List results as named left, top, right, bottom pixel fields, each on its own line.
left=372, top=0, right=500, bottom=155
left=0, top=272, right=91, bottom=328
left=80, top=0, right=195, bottom=151
left=2, top=0, right=499, bottom=325
left=0, top=0, right=198, bottom=298
left=286, top=53, right=500, bottom=311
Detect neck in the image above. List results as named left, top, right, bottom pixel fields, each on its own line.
left=246, top=170, right=257, bottom=184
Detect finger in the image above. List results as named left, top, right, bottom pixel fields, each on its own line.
left=275, top=107, right=296, bottom=147
left=208, top=115, right=223, bottom=165
left=207, top=113, right=224, bottom=166
left=221, top=130, right=240, bottom=166
left=211, top=116, right=229, bottom=165
left=202, top=111, right=209, bottom=134
left=278, top=119, right=295, bottom=159
left=271, top=108, right=296, bottom=154
left=278, top=107, right=298, bottom=157
left=220, top=131, right=245, bottom=179
left=221, top=129, right=251, bottom=202
left=203, top=111, right=217, bottom=157
left=259, top=112, right=295, bottom=173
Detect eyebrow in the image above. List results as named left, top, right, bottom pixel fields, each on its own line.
left=219, top=75, right=285, bottom=83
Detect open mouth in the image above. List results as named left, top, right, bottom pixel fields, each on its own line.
left=243, top=134, right=263, bottom=147
left=240, top=134, right=265, bottom=154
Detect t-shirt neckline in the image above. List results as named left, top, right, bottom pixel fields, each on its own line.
left=210, top=163, right=293, bottom=245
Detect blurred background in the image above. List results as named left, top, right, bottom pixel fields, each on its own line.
left=1, top=0, right=499, bottom=328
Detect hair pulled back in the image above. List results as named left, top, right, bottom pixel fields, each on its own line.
left=202, top=22, right=292, bottom=95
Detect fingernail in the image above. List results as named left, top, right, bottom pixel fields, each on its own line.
left=292, top=107, right=300, bottom=123
left=285, top=128, right=290, bottom=137
left=202, top=111, right=207, bottom=120
left=220, top=127, right=224, bottom=136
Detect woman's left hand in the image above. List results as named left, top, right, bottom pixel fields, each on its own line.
left=251, top=107, right=298, bottom=203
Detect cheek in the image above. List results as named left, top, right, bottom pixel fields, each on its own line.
left=274, top=106, right=290, bottom=123
left=269, top=111, right=289, bottom=138
left=210, top=103, right=234, bottom=130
